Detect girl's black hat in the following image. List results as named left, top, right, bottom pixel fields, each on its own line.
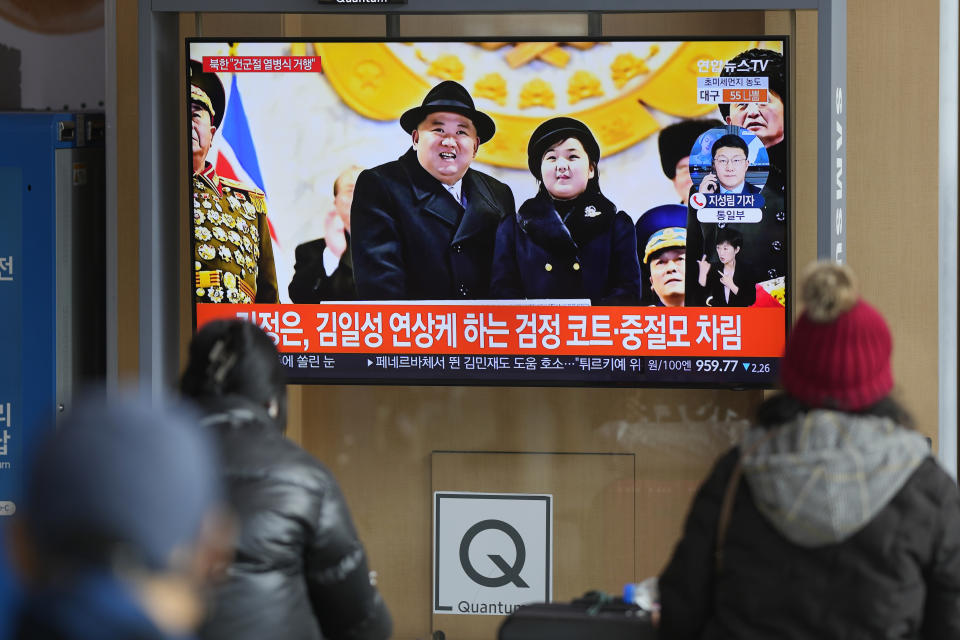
left=527, top=117, right=600, bottom=180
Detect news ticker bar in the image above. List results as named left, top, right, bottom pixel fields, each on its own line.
left=278, top=353, right=780, bottom=386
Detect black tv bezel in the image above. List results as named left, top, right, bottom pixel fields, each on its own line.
left=185, top=35, right=792, bottom=390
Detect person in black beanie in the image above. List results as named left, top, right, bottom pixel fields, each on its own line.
left=180, top=320, right=392, bottom=640
left=490, top=117, right=642, bottom=304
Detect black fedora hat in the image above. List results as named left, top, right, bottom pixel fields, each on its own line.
left=189, top=59, right=226, bottom=130
left=527, top=117, right=601, bottom=180
left=399, top=80, right=496, bottom=144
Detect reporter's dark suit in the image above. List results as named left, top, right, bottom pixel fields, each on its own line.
left=351, top=148, right=515, bottom=300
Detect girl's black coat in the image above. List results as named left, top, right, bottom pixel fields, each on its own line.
left=490, top=185, right=641, bottom=303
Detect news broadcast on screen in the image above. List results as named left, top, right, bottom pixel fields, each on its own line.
left=188, top=38, right=789, bottom=386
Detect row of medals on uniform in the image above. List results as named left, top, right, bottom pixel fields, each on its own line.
left=194, top=179, right=262, bottom=304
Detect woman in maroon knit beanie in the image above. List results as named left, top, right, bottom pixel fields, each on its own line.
left=658, top=261, right=960, bottom=640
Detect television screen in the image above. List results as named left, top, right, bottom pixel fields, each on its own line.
left=187, top=37, right=789, bottom=386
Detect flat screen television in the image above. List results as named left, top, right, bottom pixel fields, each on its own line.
left=187, top=37, right=789, bottom=387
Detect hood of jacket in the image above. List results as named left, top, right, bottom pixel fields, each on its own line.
left=741, top=409, right=930, bottom=547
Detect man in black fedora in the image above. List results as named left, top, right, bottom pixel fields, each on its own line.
left=351, top=80, right=516, bottom=300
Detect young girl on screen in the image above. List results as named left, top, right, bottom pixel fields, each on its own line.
left=490, top=117, right=642, bottom=304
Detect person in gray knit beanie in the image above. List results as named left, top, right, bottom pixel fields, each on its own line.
left=9, top=392, right=231, bottom=640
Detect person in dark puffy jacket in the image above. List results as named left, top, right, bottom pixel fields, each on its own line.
left=659, top=262, right=960, bottom=639
left=181, top=319, right=392, bottom=640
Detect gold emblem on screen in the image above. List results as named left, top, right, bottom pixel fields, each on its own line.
left=567, top=70, right=604, bottom=105
left=611, top=51, right=652, bottom=89
left=426, top=54, right=465, bottom=82
left=474, top=73, right=508, bottom=106
left=313, top=41, right=771, bottom=168
left=519, top=78, right=556, bottom=110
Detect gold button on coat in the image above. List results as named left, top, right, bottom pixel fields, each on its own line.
left=544, top=263, right=553, bottom=272
left=573, top=262, right=581, bottom=271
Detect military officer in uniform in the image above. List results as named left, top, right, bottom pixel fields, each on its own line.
left=190, top=60, right=278, bottom=304
left=351, top=80, right=516, bottom=300
left=636, top=204, right=688, bottom=307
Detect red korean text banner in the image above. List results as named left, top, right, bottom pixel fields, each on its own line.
left=197, top=304, right=785, bottom=358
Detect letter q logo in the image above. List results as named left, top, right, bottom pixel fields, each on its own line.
left=459, top=519, right=529, bottom=588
